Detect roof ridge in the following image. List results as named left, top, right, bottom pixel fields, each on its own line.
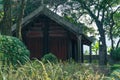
left=12, top=6, right=83, bottom=34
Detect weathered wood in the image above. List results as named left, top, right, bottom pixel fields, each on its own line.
left=77, top=35, right=82, bottom=62
left=43, top=21, right=49, bottom=54
left=12, top=6, right=83, bottom=35
left=67, top=34, right=72, bottom=59
left=13, top=6, right=93, bottom=61
left=12, top=6, right=44, bottom=31
left=89, top=45, right=92, bottom=63
left=72, top=40, right=77, bottom=61
left=81, top=43, right=84, bottom=63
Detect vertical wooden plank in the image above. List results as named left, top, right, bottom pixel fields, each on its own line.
left=81, top=43, right=84, bottom=63
left=43, top=20, right=49, bottom=55
left=77, top=35, right=84, bottom=63
left=74, top=41, right=77, bottom=61
left=67, top=33, right=72, bottom=60
left=77, top=35, right=82, bottom=62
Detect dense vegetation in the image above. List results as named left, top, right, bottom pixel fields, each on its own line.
left=0, top=35, right=30, bottom=66
left=0, top=60, right=120, bottom=80
left=111, top=47, right=120, bottom=61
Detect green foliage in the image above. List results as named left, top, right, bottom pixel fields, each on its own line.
left=92, top=41, right=99, bottom=55
left=64, top=15, right=96, bottom=36
left=111, top=47, right=120, bottom=61
left=112, top=12, right=120, bottom=38
left=64, top=15, right=78, bottom=25
left=111, top=64, right=120, bottom=71
left=0, top=60, right=111, bottom=80
left=42, top=53, right=58, bottom=63
left=24, top=0, right=41, bottom=16
left=110, top=69, right=120, bottom=79
left=0, top=0, right=3, bottom=21
left=0, top=35, right=30, bottom=66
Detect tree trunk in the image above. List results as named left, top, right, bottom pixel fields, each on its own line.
left=96, top=21, right=107, bottom=65
left=16, top=0, right=26, bottom=40
left=79, top=1, right=108, bottom=65
left=1, top=0, right=12, bottom=35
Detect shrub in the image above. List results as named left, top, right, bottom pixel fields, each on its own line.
left=42, top=53, right=58, bottom=63
left=111, top=64, right=120, bottom=71
left=0, top=35, right=30, bottom=66
left=110, top=69, right=120, bottom=79
left=111, top=47, right=120, bottom=61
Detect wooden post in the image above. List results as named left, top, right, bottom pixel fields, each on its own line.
left=77, top=35, right=83, bottom=62
left=81, top=43, right=84, bottom=63
left=89, top=44, right=92, bottom=63
left=68, top=39, right=72, bottom=59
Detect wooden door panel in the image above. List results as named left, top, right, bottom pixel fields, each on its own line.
left=50, top=38, right=67, bottom=60
left=26, top=37, right=43, bottom=59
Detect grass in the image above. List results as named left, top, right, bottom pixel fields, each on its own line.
left=0, top=60, right=114, bottom=80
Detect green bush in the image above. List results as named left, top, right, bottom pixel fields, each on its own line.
left=42, top=53, right=58, bottom=63
left=110, top=69, right=120, bottom=79
left=111, top=64, right=120, bottom=71
left=111, top=47, right=120, bottom=61
left=0, top=35, right=30, bottom=66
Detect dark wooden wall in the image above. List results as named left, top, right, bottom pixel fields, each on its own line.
left=22, top=15, right=77, bottom=60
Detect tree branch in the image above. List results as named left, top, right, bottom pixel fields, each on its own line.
left=116, top=38, right=120, bottom=49
left=113, top=6, right=120, bottom=14
left=81, top=1, right=98, bottom=21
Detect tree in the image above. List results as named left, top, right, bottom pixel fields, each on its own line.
left=70, top=0, right=120, bottom=65
left=1, top=0, right=12, bottom=35
left=47, top=0, right=120, bottom=65
left=107, top=11, right=120, bottom=49
left=16, top=0, right=26, bottom=40
left=104, top=4, right=120, bottom=50
left=0, top=0, right=3, bottom=33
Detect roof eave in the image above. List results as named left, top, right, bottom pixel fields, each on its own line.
left=12, top=6, right=44, bottom=31
left=11, top=6, right=83, bottom=36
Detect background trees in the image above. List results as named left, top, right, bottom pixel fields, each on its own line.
left=0, top=0, right=27, bottom=39
left=1, top=0, right=12, bottom=35
left=65, top=0, right=120, bottom=65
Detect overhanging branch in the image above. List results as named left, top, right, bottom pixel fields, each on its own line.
left=116, top=38, right=120, bottom=49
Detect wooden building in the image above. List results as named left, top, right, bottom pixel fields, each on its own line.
left=12, top=6, right=93, bottom=62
